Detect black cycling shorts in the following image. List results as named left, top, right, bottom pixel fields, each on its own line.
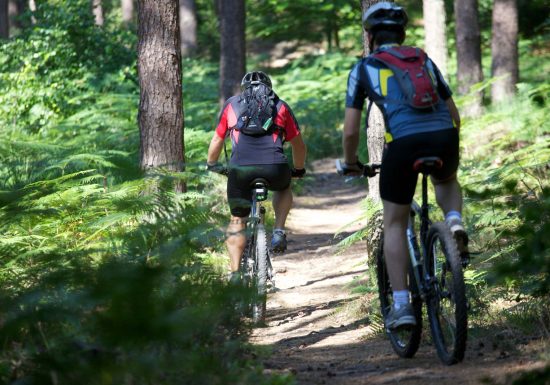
left=380, top=128, right=459, bottom=205
left=227, top=163, right=291, bottom=217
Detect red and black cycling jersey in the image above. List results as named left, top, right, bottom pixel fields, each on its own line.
left=215, top=94, right=300, bottom=166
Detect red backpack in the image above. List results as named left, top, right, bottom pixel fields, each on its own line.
left=369, top=46, right=440, bottom=109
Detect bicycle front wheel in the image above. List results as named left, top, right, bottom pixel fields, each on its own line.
left=376, top=236, right=422, bottom=358
left=425, top=222, right=468, bottom=365
left=251, top=224, right=269, bottom=325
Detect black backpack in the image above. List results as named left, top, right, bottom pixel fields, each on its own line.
left=236, top=84, right=278, bottom=136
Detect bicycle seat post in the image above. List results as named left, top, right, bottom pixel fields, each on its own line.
left=413, top=157, right=443, bottom=240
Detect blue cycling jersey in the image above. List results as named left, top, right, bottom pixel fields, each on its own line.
left=346, top=45, right=455, bottom=141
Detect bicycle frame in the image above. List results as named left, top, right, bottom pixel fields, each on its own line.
left=247, top=182, right=267, bottom=241
left=406, top=173, right=432, bottom=300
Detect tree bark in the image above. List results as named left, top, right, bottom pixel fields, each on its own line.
left=218, top=0, right=245, bottom=105
left=361, top=0, right=384, bottom=204
left=423, top=0, right=447, bottom=78
left=8, top=0, right=25, bottom=31
left=454, top=0, right=483, bottom=117
left=28, top=0, right=35, bottom=24
left=121, top=0, right=134, bottom=24
left=138, top=0, right=185, bottom=192
left=92, top=0, right=104, bottom=26
left=361, top=0, right=385, bottom=259
left=491, top=0, right=518, bottom=103
left=0, top=0, right=8, bottom=38
left=179, top=0, right=197, bottom=57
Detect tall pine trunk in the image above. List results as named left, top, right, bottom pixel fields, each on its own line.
left=0, top=0, right=8, bottom=38
left=8, top=0, right=25, bottom=32
left=28, top=0, right=35, bottom=24
left=361, top=0, right=384, bottom=204
left=138, top=0, right=185, bottom=192
left=121, top=0, right=134, bottom=24
left=218, top=0, right=245, bottom=105
left=179, top=0, right=197, bottom=57
left=423, top=0, right=447, bottom=77
left=455, top=0, right=483, bottom=117
left=92, top=0, right=104, bottom=26
left=491, top=0, right=518, bottom=103
left=361, top=0, right=385, bottom=260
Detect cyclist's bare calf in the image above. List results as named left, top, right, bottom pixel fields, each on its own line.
left=227, top=217, right=247, bottom=272
left=272, top=186, right=293, bottom=229
left=432, top=173, right=463, bottom=216
left=382, top=200, right=411, bottom=292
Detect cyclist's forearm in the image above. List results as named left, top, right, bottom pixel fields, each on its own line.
left=290, top=135, right=306, bottom=169
left=207, top=134, right=225, bottom=164
left=445, top=97, right=461, bottom=131
left=343, top=107, right=362, bottom=163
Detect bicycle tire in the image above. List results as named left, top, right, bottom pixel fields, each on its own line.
left=376, top=235, right=422, bottom=358
left=425, top=222, right=468, bottom=365
left=251, top=224, right=269, bottom=325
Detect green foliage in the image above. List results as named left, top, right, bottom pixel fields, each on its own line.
left=0, top=0, right=135, bottom=132
left=461, top=83, right=550, bottom=297
left=273, top=52, right=357, bottom=159
left=0, top=3, right=291, bottom=383
left=247, top=0, right=359, bottom=50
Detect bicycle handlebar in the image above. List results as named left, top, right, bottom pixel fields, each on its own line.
left=206, top=162, right=229, bottom=176
left=335, top=159, right=380, bottom=178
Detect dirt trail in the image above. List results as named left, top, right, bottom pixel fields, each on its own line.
left=251, top=158, right=548, bottom=385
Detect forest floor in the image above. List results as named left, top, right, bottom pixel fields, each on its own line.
left=251, top=158, right=549, bottom=385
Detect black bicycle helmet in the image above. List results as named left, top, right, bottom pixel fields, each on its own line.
left=362, top=2, right=408, bottom=31
left=241, top=71, right=272, bottom=90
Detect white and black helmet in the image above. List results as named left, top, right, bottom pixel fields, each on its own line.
left=241, top=71, right=272, bottom=90
left=362, top=2, right=408, bottom=31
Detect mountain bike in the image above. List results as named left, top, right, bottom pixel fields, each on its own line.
left=208, top=164, right=273, bottom=325
left=239, top=177, right=274, bottom=325
left=336, top=158, right=468, bottom=365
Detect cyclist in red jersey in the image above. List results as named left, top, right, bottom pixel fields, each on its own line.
left=207, top=71, right=307, bottom=278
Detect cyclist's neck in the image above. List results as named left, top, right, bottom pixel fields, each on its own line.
left=373, top=43, right=400, bottom=51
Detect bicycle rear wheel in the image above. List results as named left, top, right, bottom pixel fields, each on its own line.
left=425, top=222, right=468, bottom=365
left=376, top=236, right=422, bottom=358
left=251, top=224, right=269, bottom=325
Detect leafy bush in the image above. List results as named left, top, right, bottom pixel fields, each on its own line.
left=0, top=0, right=135, bottom=133
left=460, top=83, right=550, bottom=297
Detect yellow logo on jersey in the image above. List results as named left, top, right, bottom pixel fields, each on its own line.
left=379, top=69, right=393, bottom=96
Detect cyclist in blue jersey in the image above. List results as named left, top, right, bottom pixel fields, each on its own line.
left=207, top=71, right=307, bottom=277
left=341, top=2, right=469, bottom=329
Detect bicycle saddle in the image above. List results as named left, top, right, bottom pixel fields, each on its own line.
left=250, top=178, right=269, bottom=188
left=413, top=157, right=443, bottom=174
left=251, top=178, right=269, bottom=201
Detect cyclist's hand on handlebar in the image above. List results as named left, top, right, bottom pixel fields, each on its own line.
left=291, top=167, right=306, bottom=179
left=206, top=162, right=228, bottom=176
left=342, top=160, right=364, bottom=176
left=363, top=164, right=378, bottom=177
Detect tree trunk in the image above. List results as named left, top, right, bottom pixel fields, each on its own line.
left=28, top=0, right=35, bottom=23
left=491, top=0, right=518, bottom=103
left=8, top=0, right=25, bottom=31
left=0, top=0, right=8, bottom=38
left=121, top=0, right=134, bottom=24
left=138, top=0, right=185, bottom=192
left=361, top=0, right=385, bottom=259
left=179, top=0, right=197, bottom=57
left=92, top=0, right=104, bottom=26
left=218, top=0, right=245, bottom=105
left=423, top=0, right=447, bottom=78
left=454, top=0, right=483, bottom=117
left=361, top=0, right=384, bottom=204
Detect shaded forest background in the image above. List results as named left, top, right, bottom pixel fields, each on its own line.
left=0, top=0, right=548, bottom=384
